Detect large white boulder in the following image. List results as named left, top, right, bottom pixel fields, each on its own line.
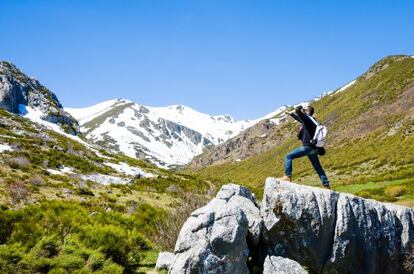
left=261, top=178, right=339, bottom=272
left=261, top=178, right=414, bottom=274
left=169, top=184, right=262, bottom=274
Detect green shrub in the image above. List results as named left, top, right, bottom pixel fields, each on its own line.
left=79, top=224, right=133, bottom=266
left=86, top=250, right=105, bottom=271
left=0, top=242, right=26, bottom=265
left=384, top=186, right=407, bottom=197
left=28, top=175, right=46, bottom=186
left=51, top=253, right=85, bottom=271
left=6, top=181, right=30, bottom=205
left=17, top=254, right=51, bottom=273
left=5, top=156, right=30, bottom=170
left=98, top=260, right=124, bottom=273
left=356, top=190, right=372, bottom=199
left=34, top=234, right=61, bottom=258
left=75, top=182, right=95, bottom=196
left=0, top=200, right=160, bottom=272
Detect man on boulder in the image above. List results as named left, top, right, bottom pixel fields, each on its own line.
left=279, top=105, right=331, bottom=189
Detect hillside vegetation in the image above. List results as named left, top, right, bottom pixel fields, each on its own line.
left=0, top=108, right=214, bottom=273
left=189, top=55, right=414, bottom=207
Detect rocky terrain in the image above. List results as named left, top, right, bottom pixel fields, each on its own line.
left=0, top=61, right=79, bottom=135
left=159, top=178, right=414, bottom=273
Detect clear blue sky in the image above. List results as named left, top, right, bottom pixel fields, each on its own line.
left=1, top=0, right=413, bottom=120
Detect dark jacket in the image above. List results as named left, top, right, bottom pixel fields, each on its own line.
left=290, top=106, right=317, bottom=147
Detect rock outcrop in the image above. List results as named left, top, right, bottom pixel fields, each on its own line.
left=169, top=184, right=261, bottom=274
left=262, top=178, right=414, bottom=274
left=0, top=61, right=79, bottom=134
left=166, top=178, right=414, bottom=273
left=261, top=178, right=339, bottom=272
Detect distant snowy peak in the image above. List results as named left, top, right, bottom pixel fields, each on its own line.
left=66, top=99, right=256, bottom=168
left=67, top=99, right=254, bottom=143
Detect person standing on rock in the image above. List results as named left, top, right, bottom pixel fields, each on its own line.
left=279, top=105, right=331, bottom=189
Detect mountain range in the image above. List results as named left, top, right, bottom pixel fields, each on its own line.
left=0, top=59, right=304, bottom=168
left=65, top=99, right=255, bottom=168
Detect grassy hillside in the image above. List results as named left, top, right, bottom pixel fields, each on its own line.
left=189, top=55, right=414, bottom=206
left=0, top=109, right=214, bottom=273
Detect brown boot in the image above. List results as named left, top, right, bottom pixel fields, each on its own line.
left=323, top=185, right=331, bottom=190
left=279, top=175, right=292, bottom=182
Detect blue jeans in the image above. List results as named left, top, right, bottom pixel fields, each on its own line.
left=284, top=146, right=330, bottom=186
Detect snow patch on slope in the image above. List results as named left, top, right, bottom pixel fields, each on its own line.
left=46, top=162, right=153, bottom=185
left=0, top=143, right=13, bottom=153
left=104, top=162, right=154, bottom=178
left=18, top=104, right=96, bottom=150
left=46, top=166, right=75, bottom=175
left=80, top=174, right=130, bottom=185
left=336, top=80, right=356, bottom=93
left=19, top=104, right=64, bottom=133
left=66, top=99, right=128, bottom=124
left=260, top=106, right=288, bottom=121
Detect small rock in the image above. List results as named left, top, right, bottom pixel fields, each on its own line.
left=263, top=255, right=308, bottom=274
left=155, top=252, right=175, bottom=270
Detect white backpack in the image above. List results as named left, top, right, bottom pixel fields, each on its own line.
left=309, top=116, right=327, bottom=147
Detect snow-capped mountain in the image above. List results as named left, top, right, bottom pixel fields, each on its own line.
left=66, top=99, right=255, bottom=168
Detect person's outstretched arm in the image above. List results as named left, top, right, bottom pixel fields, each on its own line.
left=285, top=111, right=303, bottom=123
left=295, top=106, right=316, bottom=132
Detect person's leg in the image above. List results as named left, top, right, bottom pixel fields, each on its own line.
left=307, top=151, right=330, bottom=187
left=284, top=146, right=312, bottom=178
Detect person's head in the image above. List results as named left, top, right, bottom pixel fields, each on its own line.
left=304, top=106, right=314, bottom=116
